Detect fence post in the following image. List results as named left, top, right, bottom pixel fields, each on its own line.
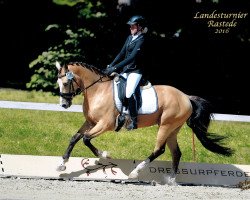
left=192, top=131, right=196, bottom=162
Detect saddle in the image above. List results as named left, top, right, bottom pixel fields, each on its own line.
left=112, top=74, right=158, bottom=132
left=116, top=75, right=143, bottom=111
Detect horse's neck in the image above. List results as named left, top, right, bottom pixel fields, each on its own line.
left=75, top=66, right=112, bottom=114
left=69, top=64, right=100, bottom=88
left=79, top=67, right=100, bottom=85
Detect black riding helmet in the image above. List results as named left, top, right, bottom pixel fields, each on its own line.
left=127, top=15, right=146, bottom=27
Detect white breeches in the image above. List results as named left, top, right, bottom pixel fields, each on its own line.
left=121, top=72, right=142, bottom=98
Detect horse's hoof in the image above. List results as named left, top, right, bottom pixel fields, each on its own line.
left=101, top=151, right=111, bottom=159
left=128, top=170, right=139, bottom=179
left=165, top=176, right=178, bottom=186
left=56, top=164, right=66, bottom=172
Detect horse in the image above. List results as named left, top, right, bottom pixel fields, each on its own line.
left=55, top=61, right=234, bottom=184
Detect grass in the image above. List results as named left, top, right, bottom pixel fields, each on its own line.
left=0, top=88, right=250, bottom=165
left=0, top=88, right=83, bottom=104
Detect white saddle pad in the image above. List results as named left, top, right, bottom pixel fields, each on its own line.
left=113, top=80, right=158, bottom=115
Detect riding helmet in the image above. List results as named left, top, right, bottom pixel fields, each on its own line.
left=127, top=15, right=146, bottom=27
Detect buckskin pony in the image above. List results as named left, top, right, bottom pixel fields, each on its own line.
left=55, top=61, right=233, bottom=184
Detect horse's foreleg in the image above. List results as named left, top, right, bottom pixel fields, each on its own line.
left=57, top=132, right=83, bottom=171
left=63, top=133, right=83, bottom=161
left=83, top=136, right=110, bottom=158
left=57, top=122, right=90, bottom=171
left=83, top=121, right=110, bottom=159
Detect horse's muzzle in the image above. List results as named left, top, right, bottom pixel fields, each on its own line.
left=60, top=97, right=72, bottom=109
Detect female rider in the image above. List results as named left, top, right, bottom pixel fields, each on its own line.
left=103, top=15, right=148, bottom=130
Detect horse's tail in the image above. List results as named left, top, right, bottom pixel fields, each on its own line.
left=187, top=95, right=234, bottom=156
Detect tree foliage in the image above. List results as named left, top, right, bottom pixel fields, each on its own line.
left=26, top=0, right=250, bottom=95
left=27, top=0, right=108, bottom=92
left=27, top=25, right=95, bottom=91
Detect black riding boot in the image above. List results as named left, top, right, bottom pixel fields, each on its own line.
left=126, top=95, right=138, bottom=130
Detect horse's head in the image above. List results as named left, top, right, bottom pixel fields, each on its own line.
left=56, top=61, right=82, bottom=109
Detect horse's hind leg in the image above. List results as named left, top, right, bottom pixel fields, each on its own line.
left=128, top=143, right=166, bottom=179
left=128, top=125, right=182, bottom=183
left=165, top=129, right=182, bottom=185
left=128, top=125, right=170, bottom=179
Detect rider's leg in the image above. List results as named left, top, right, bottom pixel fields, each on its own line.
left=120, top=73, right=129, bottom=109
left=125, top=73, right=142, bottom=130
left=127, top=94, right=138, bottom=130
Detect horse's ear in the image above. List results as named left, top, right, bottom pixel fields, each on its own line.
left=55, top=61, right=61, bottom=70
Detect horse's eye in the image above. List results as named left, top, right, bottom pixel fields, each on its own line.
left=63, top=82, right=68, bottom=86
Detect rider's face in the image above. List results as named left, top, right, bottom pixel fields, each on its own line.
left=130, top=24, right=139, bottom=35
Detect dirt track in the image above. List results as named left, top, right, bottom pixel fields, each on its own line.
left=0, top=177, right=249, bottom=200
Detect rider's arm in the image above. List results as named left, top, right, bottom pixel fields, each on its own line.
left=114, top=37, right=144, bottom=71
left=109, top=36, right=130, bottom=67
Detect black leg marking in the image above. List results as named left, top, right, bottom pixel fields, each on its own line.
left=172, top=145, right=182, bottom=176
left=63, top=132, right=83, bottom=160
left=148, top=146, right=165, bottom=162
left=83, top=135, right=100, bottom=157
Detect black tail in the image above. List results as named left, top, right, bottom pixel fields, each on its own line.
left=187, top=95, right=234, bottom=157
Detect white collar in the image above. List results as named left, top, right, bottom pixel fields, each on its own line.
left=131, top=32, right=142, bottom=41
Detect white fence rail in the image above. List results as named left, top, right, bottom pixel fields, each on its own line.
left=1, top=100, right=250, bottom=122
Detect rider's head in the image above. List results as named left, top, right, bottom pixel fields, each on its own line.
left=127, top=15, right=148, bottom=35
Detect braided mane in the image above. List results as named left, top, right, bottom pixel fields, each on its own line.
left=68, top=62, right=105, bottom=75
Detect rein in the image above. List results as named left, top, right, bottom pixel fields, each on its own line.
left=84, top=75, right=106, bottom=90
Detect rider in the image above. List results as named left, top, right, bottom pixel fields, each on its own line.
left=103, top=15, right=148, bottom=130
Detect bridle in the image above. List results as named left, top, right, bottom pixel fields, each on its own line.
left=57, top=67, right=107, bottom=99
left=58, top=71, right=82, bottom=100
